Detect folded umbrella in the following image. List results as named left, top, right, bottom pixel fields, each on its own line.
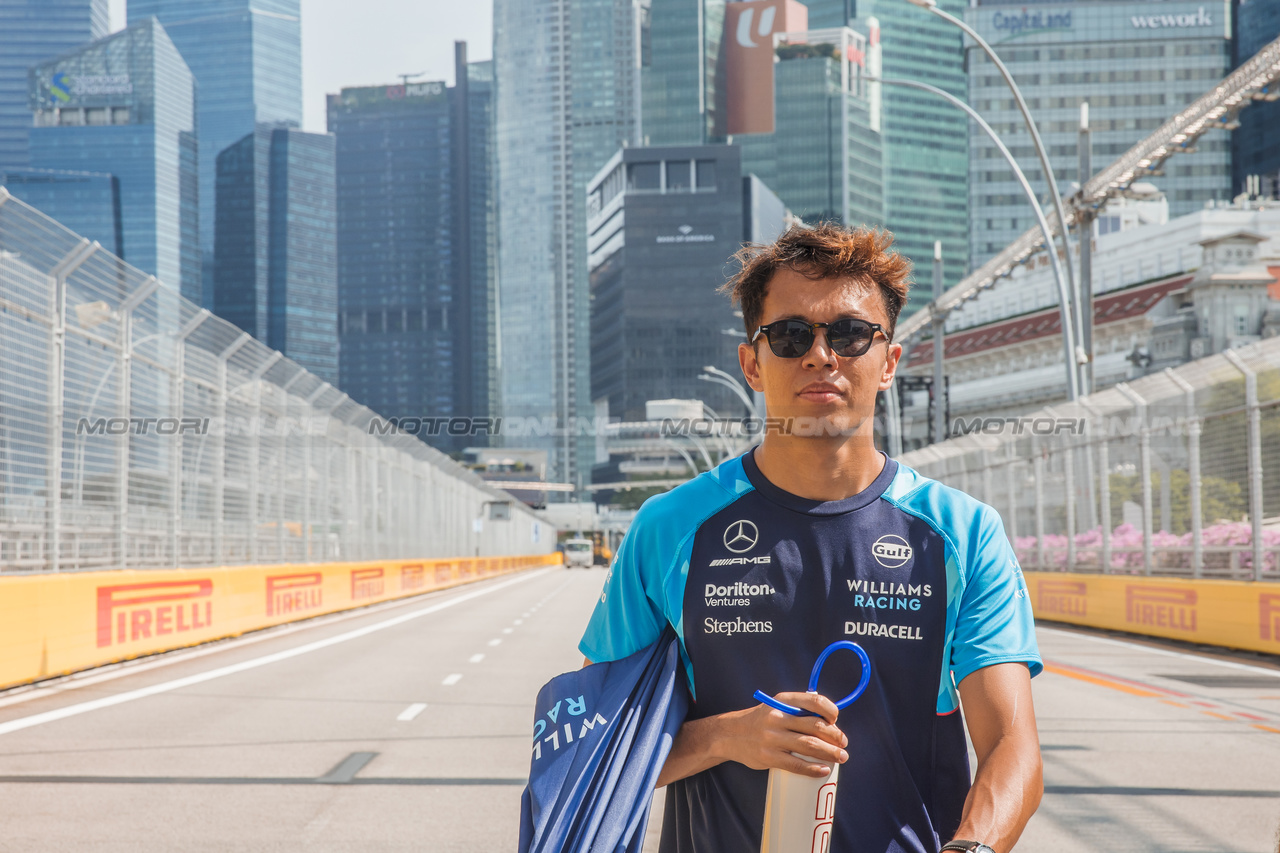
left=519, top=627, right=690, bottom=853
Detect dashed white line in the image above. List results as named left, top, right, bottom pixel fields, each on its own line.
left=514, top=619, right=524, bottom=626
left=469, top=653, right=485, bottom=664
left=441, top=674, right=463, bottom=686
left=488, top=639, right=502, bottom=647
left=396, top=703, right=427, bottom=721
left=502, top=628, right=514, bottom=634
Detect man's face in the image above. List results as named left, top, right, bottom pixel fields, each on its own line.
left=738, top=268, right=902, bottom=438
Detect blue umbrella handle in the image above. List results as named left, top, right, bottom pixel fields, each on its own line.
left=752, top=641, right=871, bottom=717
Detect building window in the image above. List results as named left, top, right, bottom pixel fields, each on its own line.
left=696, top=160, right=717, bottom=191
left=664, top=159, right=691, bottom=192
left=627, top=162, right=660, bottom=192
left=1235, top=308, right=1249, bottom=336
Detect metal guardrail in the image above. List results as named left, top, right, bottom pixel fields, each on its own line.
left=0, top=188, right=551, bottom=572
left=899, top=336, right=1280, bottom=582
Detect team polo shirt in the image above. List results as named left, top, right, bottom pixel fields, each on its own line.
left=578, top=449, right=1041, bottom=853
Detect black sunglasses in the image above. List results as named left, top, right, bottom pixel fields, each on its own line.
left=751, top=318, right=889, bottom=359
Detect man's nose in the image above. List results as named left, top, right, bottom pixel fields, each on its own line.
left=803, top=328, right=838, bottom=368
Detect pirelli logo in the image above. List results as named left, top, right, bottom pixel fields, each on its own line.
left=434, top=562, right=454, bottom=585
left=401, top=564, right=426, bottom=592
left=96, top=580, right=213, bottom=648
left=1037, top=580, right=1087, bottom=617
left=1261, top=594, right=1280, bottom=643
left=266, top=572, right=322, bottom=617
left=351, top=567, right=385, bottom=600
left=1125, top=585, right=1197, bottom=632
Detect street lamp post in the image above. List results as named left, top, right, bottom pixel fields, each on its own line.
left=867, top=76, right=1080, bottom=401
left=904, top=0, right=1088, bottom=395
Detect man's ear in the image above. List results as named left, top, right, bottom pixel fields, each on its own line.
left=878, top=342, right=903, bottom=392
left=739, top=341, right=764, bottom=393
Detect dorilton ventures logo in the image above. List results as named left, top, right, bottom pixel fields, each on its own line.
left=96, top=580, right=213, bottom=648
left=1125, top=585, right=1197, bottom=632
left=266, top=572, right=322, bottom=617
left=1037, top=580, right=1087, bottom=617
left=704, top=581, right=776, bottom=607
left=1131, top=6, right=1212, bottom=28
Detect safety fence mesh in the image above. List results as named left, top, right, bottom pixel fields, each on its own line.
left=899, top=336, right=1280, bottom=581
left=0, top=189, right=549, bottom=573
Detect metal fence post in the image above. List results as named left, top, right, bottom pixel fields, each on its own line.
left=1116, top=383, right=1153, bottom=575
left=244, top=352, right=282, bottom=565
left=171, top=310, right=210, bottom=566
left=45, top=240, right=98, bottom=571
left=214, top=333, right=251, bottom=565
left=1165, top=369, right=1202, bottom=578
left=1034, top=441, right=1046, bottom=571
left=1223, top=349, right=1265, bottom=581
left=1006, top=443, right=1019, bottom=542
left=1098, top=438, right=1112, bottom=573
left=113, top=277, right=158, bottom=568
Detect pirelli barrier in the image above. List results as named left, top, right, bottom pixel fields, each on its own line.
left=0, top=553, right=562, bottom=692
left=1026, top=571, right=1280, bottom=657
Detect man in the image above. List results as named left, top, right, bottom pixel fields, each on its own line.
left=580, top=224, right=1043, bottom=853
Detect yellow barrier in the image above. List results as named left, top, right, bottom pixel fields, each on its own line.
left=1026, top=571, right=1280, bottom=656
left=0, top=553, right=563, bottom=692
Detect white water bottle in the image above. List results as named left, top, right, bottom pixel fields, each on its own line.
left=759, top=753, right=840, bottom=853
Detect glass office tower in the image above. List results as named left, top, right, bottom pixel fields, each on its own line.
left=129, top=0, right=302, bottom=307
left=494, top=0, right=643, bottom=486
left=327, top=46, right=497, bottom=452
left=642, top=0, right=725, bottom=144
left=28, top=18, right=199, bottom=296
left=1233, top=0, right=1280, bottom=194
left=736, top=28, right=884, bottom=228
left=966, top=0, right=1232, bottom=267
left=0, top=0, right=108, bottom=169
left=214, top=125, right=337, bottom=384
left=0, top=168, right=121, bottom=256
left=801, top=0, right=969, bottom=311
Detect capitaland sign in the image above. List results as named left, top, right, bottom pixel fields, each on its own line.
left=991, top=9, right=1072, bottom=35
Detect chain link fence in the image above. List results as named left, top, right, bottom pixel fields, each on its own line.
left=0, top=188, right=551, bottom=573
left=899, top=336, right=1280, bottom=581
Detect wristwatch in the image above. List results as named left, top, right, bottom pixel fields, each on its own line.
left=940, top=842, right=995, bottom=853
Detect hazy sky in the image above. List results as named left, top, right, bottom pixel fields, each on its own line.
left=107, top=0, right=493, bottom=132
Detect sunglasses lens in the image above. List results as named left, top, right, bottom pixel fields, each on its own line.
left=828, top=319, right=875, bottom=357
left=767, top=320, right=815, bottom=358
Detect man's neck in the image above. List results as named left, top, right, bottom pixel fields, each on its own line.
left=751, top=436, right=885, bottom=502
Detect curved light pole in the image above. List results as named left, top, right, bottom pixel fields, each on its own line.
left=904, top=0, right=1087, bottom=394
left=868, top=76, right=1080, bottom=401
left=700, top=365, right=760, bottom=416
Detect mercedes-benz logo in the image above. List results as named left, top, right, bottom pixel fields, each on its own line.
left=723, top=520, right=759, bottom=553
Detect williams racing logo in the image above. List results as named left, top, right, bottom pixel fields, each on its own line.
left=531, top=696, right=608, bottom=761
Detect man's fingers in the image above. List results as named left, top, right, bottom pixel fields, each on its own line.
left=774, top=691, right=840, bottom=724
left=777, top=751, right=837, bottom=779
left=788, top=734, right=849, bottom=765
left=782, top=713, right=849, bottom=748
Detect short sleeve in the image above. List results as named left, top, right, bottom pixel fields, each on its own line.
left=950, top=504, right=1043, bottom=686
left=578, top=503, right=667, bottom=664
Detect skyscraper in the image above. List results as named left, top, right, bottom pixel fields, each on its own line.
left=214, top=125, right=337, bottom=384
left=0, top=168, right=121, bottom=256
left=735, top=24, right=884, bottom=228
left=28, top=18, right=199, bottom=296
left=128, top=0, right=302, bottom=307
left=642, top=0, right=725, bottom=145
left=327, top=45, right=497, bottom=452
left=494, top=0, right=644, bottom=487
left=966, top=0, right=1232, bottom=267
left=0, top=0, right=108, bottom=169
left=1233, top=0, right=1280, bottom=194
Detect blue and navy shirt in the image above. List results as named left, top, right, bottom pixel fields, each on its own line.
left=579, top=450, right=1041, bottom=853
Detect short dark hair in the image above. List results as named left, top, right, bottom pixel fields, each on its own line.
left=721, top=223, right=913, bottom=339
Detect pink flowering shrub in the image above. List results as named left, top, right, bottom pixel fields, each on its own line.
left=1014, top=521, right=1280, bottom=573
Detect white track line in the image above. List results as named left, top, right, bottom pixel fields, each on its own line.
left=469, top=654, right=485, bottom=664
left=396, top=703, right=427, bottom=722
left=1038, top=624, right=1280, bottom=678
left=488, top=638, right=502, bottom=647
left=441, top=674, right=462, bottom=686
left=0, top=569, right=549, bottom=737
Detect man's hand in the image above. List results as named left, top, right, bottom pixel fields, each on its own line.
left=950, top=662, right=1043, bottom=852
left=655, top=692, right=849, bottom=788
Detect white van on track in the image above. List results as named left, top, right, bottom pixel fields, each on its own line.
left=563, top=538, right=594, bottom=568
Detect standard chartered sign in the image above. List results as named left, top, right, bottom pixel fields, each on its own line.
left=1131, top=6, right=1213, bottom=28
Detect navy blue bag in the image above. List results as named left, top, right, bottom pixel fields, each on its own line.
left=518, top=628, right=690, bottom=853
